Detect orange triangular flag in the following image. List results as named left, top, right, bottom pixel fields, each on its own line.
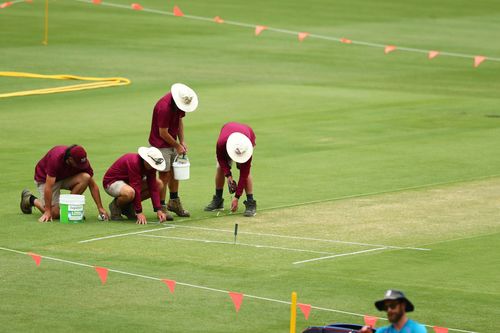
left=28, top=253, right=42, bottom=266
left=162, top=279, right=176, bottom=294
left=25, top=0, right=32, bottom=2
left=340, top=38, right=352, bottom=44
left=214, top=16, right=224, bottom=24
left=131, top=3, right=143, bottom=10
left=92, top=0, right=101, bottom=4
left=384, top=45, right=397, bottom=54
left=0, top=1, right=13, bottom=8
left=364, top=315, right=378, bottom=328
left=474, top=56, right=486, bottom=68
left=428, top=50, right=440, bottom=60
left=434, top=327, right=448, bottom=333
left=298, top=32, right=309, bottom=42
left=173, top=5, right=184, bottom=17
left=94, top=266, right=108, bottom=285
left=298, top=303, right=311, bottom=320
left=255, top=25, right=267, bottom=36
left=229, top=292, right=244, bottom=312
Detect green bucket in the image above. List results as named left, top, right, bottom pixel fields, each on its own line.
left=59, top=194, right=85, bottom=223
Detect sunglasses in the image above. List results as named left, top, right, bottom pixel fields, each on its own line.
left=384, top=302, right=401, bottom=310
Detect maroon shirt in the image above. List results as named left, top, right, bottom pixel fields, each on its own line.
left=216, top=122, right=256, bottom=198
left=103, top=153, right=161, bottom=213
left=148, top=92, right=186, bottom=148
left=34, top=146, right=94, bottom=183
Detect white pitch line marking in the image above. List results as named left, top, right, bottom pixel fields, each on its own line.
left=171, top=225, right=430, bottom=251
left=0, top=246, right=476, bottom=333
left=293, top=247, right=388, bottom=265
left=140, top=234, right=336, bottom=255
left=78, top=226, right=174, bottom=243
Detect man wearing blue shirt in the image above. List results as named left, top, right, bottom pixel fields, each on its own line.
left=360, top=290, right=427, bottom=333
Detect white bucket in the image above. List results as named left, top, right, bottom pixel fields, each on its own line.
left=59, top=194, right=85, bottom=223
left=172, top=155, right=190, bottom=180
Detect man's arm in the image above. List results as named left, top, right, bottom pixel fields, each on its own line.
left=159, top=127, right=186, bottom=155
left=178, top=118, right=187, bottom=152
left=39, top=176, right=56, bottom=222
left=88, top=177, right=109, bottom=220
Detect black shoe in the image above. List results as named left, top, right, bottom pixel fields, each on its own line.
left=20, top=189, right=33, bottom=214
left=243, top=199, right=257, bottom=217
left=122, top=203, right=137, bottom=220
left=204, top=195, right=224, bottom=211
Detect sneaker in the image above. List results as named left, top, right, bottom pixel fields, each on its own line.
left=20, top=189, right=33, bottom=214
left=204, top=195, right=224, bottom=211
left=122, top=203, right=136, bottom=220
left=160, top=205, right=174, bottom=221
left=167, top=198, right=190, bottom=217
left=243, top=199, right=257, bottom=217
left=108, top=198, right=123, bottom=221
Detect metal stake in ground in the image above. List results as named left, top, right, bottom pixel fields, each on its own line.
left=234, top=223, right=239, bottom=244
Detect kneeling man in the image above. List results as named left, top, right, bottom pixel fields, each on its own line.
left=20, top=145, right=109, bottom=222
left=103, top=147, right=168, bottom=224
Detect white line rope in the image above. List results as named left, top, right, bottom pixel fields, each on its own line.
left=78, top=225, right=174, bottom=243
left=292, top=247, right=388, bottom=265
left=67, top=0, right=500, bottom=63
left=140, top=234, right=337, bottom=255
left=0, top=246, right=477, bottom=333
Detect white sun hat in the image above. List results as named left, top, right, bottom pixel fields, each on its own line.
left=138, top=147, right=166, bottom=171
left=226, top=132, right=253, bottom=163
left=171, top=83, right=198, bottom=112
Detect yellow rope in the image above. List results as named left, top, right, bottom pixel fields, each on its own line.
left=0, top=71, right=131, bottom=98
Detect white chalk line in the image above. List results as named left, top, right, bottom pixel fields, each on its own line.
left=0, top=246, right=476, bottom=333
left=292, top=247, right=388, bottom=265
left=66, top=0, right=500, bottom=63
left=78, top=225, right=174, bottom=243
left=169, top=225, right=430, bottom=251
left=140, top=234, right=336, bottom=255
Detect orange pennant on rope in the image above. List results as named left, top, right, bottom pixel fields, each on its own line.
left=214, top=16, right=224, bottom=24
left=131, top=3, right=143, bottom=10
left=364, top=315, right=378, bottom=328
left=434, top=327, right=448, bottom=333
left=384, top=45, right=397, bottom=54
left=92, top=0, right=101, bottom=4
left=298, top=32, right=310, bottom=42
left=474, top=55, right=486, bottom=68
left=162, top=279, right=176, bottom=294
left=340, top=38, right=352, bottom=44
left=255, top=25, right=267, bottom=36
left=94, top=266, right=108, bottom=285
left=428, top=50, right=440, bottom=60
left=0, top=1, right=13, bottom=8
left=298, top=303, right=311, bottom=320
left=28, top=253, right=42, bottom=266
left=173, top=5, right=184, bottom=17
left=229, top=292, right=244, bottom=312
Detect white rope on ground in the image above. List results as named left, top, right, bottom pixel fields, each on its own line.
left=0, top=246, right=477, bottom=333
left=66, top=0, right=500, bottom=63
left=140, top=234, right=338, bottom=255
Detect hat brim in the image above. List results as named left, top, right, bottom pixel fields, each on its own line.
left=375, top=298, right=414, bottom=312
left=171, top=83, right=198, bottom=112
left=226, top=133, right=253, bottom=163
left=138, top=147, right=166, bottom=171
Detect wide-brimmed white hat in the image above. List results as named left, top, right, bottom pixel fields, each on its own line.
left=171, top=83, right=198, bottom=112
left=226, top=132, right=253, bottom=163
left=138, top=147, right=166, bottom=171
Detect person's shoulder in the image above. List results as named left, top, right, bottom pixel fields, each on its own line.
left=375, top=325, right=389, bottom=333
left=408, top=319, right=427, bottom=333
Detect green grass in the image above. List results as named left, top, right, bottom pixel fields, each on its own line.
left=1, top=0, right=500, bottom=332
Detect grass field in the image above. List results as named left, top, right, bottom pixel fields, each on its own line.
left=1, top=0, right=500, bottom=332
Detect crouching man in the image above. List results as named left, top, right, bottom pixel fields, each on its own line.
left=20, top=145, right=109, bottom=222
left=103, top=147, right=168, bottom=224
left=204, top=122, right=257, bottom=217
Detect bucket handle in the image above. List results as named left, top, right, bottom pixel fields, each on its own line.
left=174, top=154, right=188, bottom=163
